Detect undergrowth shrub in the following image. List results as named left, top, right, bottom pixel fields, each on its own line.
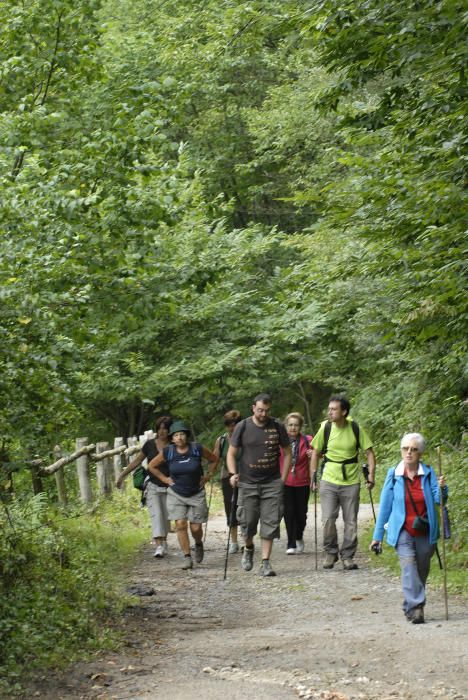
left=0, top=490, right=147, bottom=696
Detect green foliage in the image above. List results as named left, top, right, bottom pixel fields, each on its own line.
left=0, top=491, right=147, bottom=694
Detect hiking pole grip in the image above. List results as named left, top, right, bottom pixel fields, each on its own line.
left=437, top=446, right=449, bottom=620
left=362, top=463, right=376, bottom=522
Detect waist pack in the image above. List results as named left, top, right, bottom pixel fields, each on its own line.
left=412, top=515, right=429, bottom=533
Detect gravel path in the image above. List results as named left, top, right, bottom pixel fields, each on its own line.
left=26, top=506, right=467, bottom=700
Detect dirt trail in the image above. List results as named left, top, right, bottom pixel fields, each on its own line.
left=28, top=506, right=466, bottom=700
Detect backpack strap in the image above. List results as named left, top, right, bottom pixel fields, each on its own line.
left=321, top=420, right=361, bottom=480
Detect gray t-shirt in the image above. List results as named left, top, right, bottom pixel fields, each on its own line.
left=230, top=417, right=289, bottom=484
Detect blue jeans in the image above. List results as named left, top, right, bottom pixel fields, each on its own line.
left=396, top=528, right=435, bottom=613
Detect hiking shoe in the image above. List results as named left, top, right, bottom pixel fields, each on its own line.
left=259, top=559, right=276, bottom=577
left=181, top=555, right=193, bottom=570
left=229, top=542, right=239, bottom=554
left=323, top=553, right=339, bottom=569
left=410, top=606, right=425, bottom=624
left=342, top=559, right=358, bottom=570
left=153, top=545, right=164, bottom=558
left=295, top=539, right=305, bottom=554
left=194, top=542, right=204, bottom=563
left=286, top=548, right=296, bottom=555
left=241, top=545, right=254, bottom=571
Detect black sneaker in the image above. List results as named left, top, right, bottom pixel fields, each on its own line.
left=194, top=542, right=204, bottom=563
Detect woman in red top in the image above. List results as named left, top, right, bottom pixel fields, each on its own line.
left=280, top=412, right=313, bottom=554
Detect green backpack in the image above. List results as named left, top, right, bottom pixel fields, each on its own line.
left=133, top=466, right=147, bottom=491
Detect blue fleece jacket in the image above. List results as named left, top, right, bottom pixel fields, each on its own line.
left=373, top=462, right=448, bottom=547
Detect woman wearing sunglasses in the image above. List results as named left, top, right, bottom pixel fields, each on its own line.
left=370, top=433, right=447, bottom=624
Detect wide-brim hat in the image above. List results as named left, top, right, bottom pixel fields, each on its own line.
left=168, top=420, right=191, bottom=436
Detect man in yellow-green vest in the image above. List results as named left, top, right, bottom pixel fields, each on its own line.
left=311, top=395, right=376, bottom=570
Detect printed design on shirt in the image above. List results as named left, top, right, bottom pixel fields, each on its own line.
left=248, top=427, right=279, bottom=471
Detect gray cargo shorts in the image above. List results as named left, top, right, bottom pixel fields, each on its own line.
left=166, top=487, right=208, bottom=523
left=236, top=478, right=284, bottom=540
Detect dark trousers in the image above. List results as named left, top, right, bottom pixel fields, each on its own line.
left=283, top=485, right=310, bottom=548
left=221, top=477, right=239, bottom=527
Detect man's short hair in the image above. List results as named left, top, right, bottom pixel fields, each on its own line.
left=329, top=394, right=350, bottom=416
left=253, top=393, right=272, bottom=405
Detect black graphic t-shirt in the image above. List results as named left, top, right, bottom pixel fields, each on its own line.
left=230, top=417, right=289, bottom=484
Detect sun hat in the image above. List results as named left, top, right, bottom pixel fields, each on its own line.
left=168, top=420, right=191, bottom=436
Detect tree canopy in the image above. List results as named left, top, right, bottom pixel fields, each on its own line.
left=1, top=0, right=466, bottom=456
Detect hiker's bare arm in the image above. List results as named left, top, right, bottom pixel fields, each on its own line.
left=147, top=453, right=173, bottom=486
left=200, top=447, right=219, bottom=485
left=365, top=448, right=376, bottom=489
left=310, top=449, right=320, bottom=490
left=227, top=445, right=239, bottom=485
left=116, top=451, right=145, bottom=488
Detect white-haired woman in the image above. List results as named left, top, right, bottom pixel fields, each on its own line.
left=370, top=433, right=447, bottom=624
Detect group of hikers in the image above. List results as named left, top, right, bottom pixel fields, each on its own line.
left=116, top=393, right=448, bottom=625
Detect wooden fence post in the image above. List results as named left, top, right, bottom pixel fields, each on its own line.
left=76, top=437, right=93, bottom=504
left=113, top=437, right=125, bottom=487
left=96, top=441, right=112, bottom=496
left=53, top=445, right=68, bottom=507
left=30, top=455, right=44, bottom=495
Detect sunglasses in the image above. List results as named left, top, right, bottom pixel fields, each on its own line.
left=401, top=446, right=419, bottom=453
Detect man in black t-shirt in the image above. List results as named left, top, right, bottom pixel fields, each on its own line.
left=227, top=393, right=292, bottom=577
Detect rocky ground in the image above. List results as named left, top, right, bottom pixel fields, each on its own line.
left=25, top=506, right=467, bottom=700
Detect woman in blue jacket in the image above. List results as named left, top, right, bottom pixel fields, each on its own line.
left=370, top=432, right=447, bottom=624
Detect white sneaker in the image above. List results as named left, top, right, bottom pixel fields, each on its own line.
left=229, top=542, right=239, bottom=554
left=154, top=545, right=164, bottom=558
left=162, top=541, right=169, bottom=555
left=295, top=539, right=305, bottom=554
left=286, top=548, right=296, bottom=555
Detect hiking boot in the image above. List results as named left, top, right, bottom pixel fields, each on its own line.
left=295, top=539, right=305, bottom=554
left=410, top=606, right=425, bottom=624
left=286, top=547, right=296, bottom=555
left=259, top=559, right=276, bottom=577
left=241, top=545, right=254, bottom=571
left=181, top=555, right=193, bottom=570
left=194, top=542, right=204, bottom=563
left=229, top=542, right=239, bottom=554
left=153, top=545, right=164, bottom=558
left=323, top=553, right=339, bottom=569
left=342, top=559, right=358, bottom=570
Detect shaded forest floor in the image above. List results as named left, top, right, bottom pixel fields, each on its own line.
left=24, top=507, right=467, bottom=700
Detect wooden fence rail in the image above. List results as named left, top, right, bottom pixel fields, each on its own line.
left=4, top=433, right=153, bottom=505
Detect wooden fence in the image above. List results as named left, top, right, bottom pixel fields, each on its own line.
left=10, top=430, right=156, bottom=506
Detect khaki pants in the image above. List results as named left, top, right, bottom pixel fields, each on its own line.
left=320, top=480, right=360, bottom=560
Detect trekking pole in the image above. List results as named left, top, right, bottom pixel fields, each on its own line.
left=362, top=463, right=376, bottom=523
left=313, top=472, right=318, bottom=571
left=203, top=477, right=214, bottom=543
left=437, top=446, right=449, bottom=621
left=223, top=485, right=237, bottom=581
